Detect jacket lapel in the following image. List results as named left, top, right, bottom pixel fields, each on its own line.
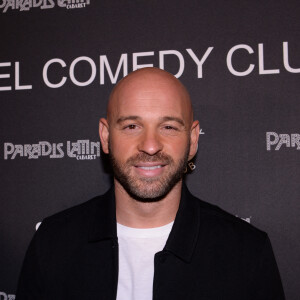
left=164, top=183, right=201, bottom=263
left=88, top=187, right=117, bottom=242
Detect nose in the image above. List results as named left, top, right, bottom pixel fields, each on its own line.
left=137, top=128, right=163, bottom=156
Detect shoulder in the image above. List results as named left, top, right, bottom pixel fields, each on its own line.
left=190, top=192, right=268, bottom=246
left=36, top=189, right=112, bottom=244
left=184, top=191, right=284, bottom=298
left=43, top=194, right=102, bottom=224
left=41, top=195, right=100, bottom=227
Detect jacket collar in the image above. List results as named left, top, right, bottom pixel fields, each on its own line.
left=164, top=183, right=200, bottom=263
left=88, top=183, right=201, bottom=263
left=88, top=187, right=117, bottom=242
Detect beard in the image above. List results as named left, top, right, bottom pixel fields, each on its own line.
left=108, top=142, right=190, bottom=203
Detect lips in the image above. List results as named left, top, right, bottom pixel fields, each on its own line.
left=134, top=162, right=166, bottom=177
left=135, top=162, right=166, bottom=169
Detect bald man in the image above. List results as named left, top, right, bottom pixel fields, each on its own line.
left=17, top=68, right=285, bottom=300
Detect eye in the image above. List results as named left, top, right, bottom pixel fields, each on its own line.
left=164, top=125, right=177, bottom=130
left=124, top=124, right=138, bottom=130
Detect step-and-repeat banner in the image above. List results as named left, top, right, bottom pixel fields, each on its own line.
left=1, top=1, right=299, bottom=299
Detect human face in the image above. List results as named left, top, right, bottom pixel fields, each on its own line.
left=100, top=70, right=199, bottom=201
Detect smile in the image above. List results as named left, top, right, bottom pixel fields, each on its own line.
left=134, top=163, right=166, bottom=177
left=138, top=165, right=162, bottom=170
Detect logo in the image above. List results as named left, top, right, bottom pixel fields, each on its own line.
left=1, top=42, right=299, bottom=91
left=266, top=132, right=300, bottom=151
left=184, top=161, right=196, bottom=173
left=1, top=0, right=90, bottom=13
left=0, top=292, right=15, bottom=300
left=3, top=139, right=100, bottom=160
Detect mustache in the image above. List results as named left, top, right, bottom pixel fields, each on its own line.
left=126, top=152, right=174, bottom=165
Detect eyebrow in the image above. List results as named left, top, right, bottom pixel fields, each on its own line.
left=160, top=116, right=185, bottom=127
left=116, top=115, right=185, bottom=126
left=116, top=116, right=141, bottom=124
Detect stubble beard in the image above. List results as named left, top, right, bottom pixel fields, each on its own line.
left=108, top=142, right=190, bottom=203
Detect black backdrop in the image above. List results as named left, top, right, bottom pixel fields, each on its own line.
left=1, top=1, right=299, bottom=299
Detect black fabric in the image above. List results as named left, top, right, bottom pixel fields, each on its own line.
left=16, top=185, right=285, bottom=299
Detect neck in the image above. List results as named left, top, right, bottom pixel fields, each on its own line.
left=114, top=179, right=182, bottom=229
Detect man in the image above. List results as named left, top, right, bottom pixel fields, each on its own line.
left=17, top=68, right=285, bottom=299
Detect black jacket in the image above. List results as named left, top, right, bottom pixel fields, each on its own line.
left=17, top=185, right=285, bottom=299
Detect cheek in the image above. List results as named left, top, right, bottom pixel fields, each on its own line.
left=109, top=133, right=136, bottom=158
left=164, top=136, right=190, bottom=156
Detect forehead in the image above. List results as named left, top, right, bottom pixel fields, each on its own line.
left=109, top=75, right=191, bottom=122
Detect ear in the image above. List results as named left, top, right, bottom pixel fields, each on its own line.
left=99, top=118, right=110, bottom=154
left=188, top=120, right=200, bottom=161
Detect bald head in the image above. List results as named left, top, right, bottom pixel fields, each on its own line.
left=106, top=68, right=194, bottom=127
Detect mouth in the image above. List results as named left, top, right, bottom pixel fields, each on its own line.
left=134, top=163, right=166, bottom=177
left=137, top=165, right=163, bottom=170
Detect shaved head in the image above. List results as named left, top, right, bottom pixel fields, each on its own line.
left=106, top=67, right=193, bottom=126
